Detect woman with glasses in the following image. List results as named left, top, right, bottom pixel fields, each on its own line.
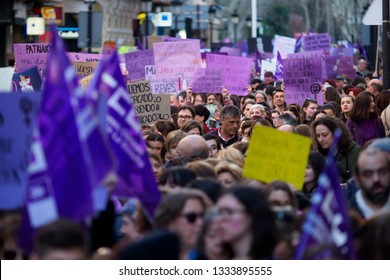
left=215, top=186, right=278, bottom=260
left=154, top=189, right=211, bottom=259
left=346, top=92, right=385, bottom=146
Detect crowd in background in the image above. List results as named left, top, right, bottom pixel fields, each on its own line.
left=1, top=55, right=390, bottom=261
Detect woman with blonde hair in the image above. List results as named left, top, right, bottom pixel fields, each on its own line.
left=249, top=104, right=266, bottom=119
left=215, top=147, right=245, bottom=168
left=214, top=161, right=243, bottom=189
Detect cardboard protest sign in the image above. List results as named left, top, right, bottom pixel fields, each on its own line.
left=124, top=49, right=155, bottom=81
left=205, top=53, right=252, bottom=95
left=127, top=80, right=171, bottom=125
left=14, top=43, right=50, bottom=79
left=73, top=62, right=98, bottom=76
left=303, top=33, right=331, bottom=52
left=153, top=40, right=202, bottom=80
left=67, top=52, right=102, bottom=62
left=244, top=126, right=311, bottom=190
left=0, top=67, right=14, bottom=92
left=12, top=66, right=42, bottom=93
left=273, top=35, right=296, bottom=59
left=145, top=65, right=178, bottom=94
left=283, top=52, right=325, bottom=106
left=0, top=93, right=41, bottom=210
left=190, top=67, right=222, bottom=93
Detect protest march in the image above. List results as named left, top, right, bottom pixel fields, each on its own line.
left=1, top=24, right=390, bottom=262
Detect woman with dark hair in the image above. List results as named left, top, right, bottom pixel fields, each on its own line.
left=203, top=133, right=222, bottom=158
left=324, top=87, right=341, bottom=104
left=216, top=186, right=278, bottom=259
left=312, top=116, right=361, bottom=183
left=193, top=93, right=206, bottom=105
left=155, top=121, right=176, bottom=139
left=346, top=91, right=385, bottom=146
left=300, top=98, right=318, bottom=124
left=377, top=90, right=390, bottom=136
left=311, top=109, right=327, bottom=123
left=284, top=103, right=302, bottom=124
left=181, top=120, right=204, bottom=135
left=339, top=95, right=354, bottom=123
left=301, top=151, right=326, bottom=198
left=159, top=166, right=196, bottom=192
left=154, top=189, right=210, bottom=259
left=247, top=117, right=273, bottom=138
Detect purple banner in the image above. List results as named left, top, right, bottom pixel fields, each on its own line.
left=0, top=93, right=41, bottom=210
left=124, top=49, right=155, bottom=81
left=284, top=55, right=325, bottom=106
left=295, top=130, right=356, bottom=260
left=13, top=43, right=50, bottom=79
left=303, top=33, right=331, bottom=52
left=219, top=47, right=241, bottom=56
left=205, top=53, right=252, bottom=95
left=190, top=67, right=222, bottom=93
left=153, top=40, right=202, bottom=80
left=325, top=48, right=356, bottom=79
left=92, top=50, right=161, bottom=217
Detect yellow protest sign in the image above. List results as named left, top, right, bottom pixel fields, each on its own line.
left=243, top=126, right=312, bottom=190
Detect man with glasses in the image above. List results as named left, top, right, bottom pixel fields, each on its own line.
left=177, top=105, right=195, bottom=129
left=207, top=105, right=241, bottom=148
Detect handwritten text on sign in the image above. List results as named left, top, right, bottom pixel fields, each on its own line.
left=205, top=53, right=252, bottom=95
left=14, top=44, right=50, bottom=79
left=303, top=33, right=331, bottom=52
left=73, top=62, right=98, bottom=77
left=283, top=54, right=325, bottom=106
left=244, top=126, right=312, bottom=190
left=145, top=65, right=178, bottom=94
left=190, top=67, right=222, bottom=93
left=153, top=40, right=201, bottom=79
left=127, top=80, right=171, bottom=125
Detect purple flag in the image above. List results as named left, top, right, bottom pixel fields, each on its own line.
left=295, top=33, right=303, bottom=53
left=91, top=49, right=161, bottom=217
left=275, top=51, right=284, bottom=80
left=19, top=25, right=94, bottom=253
left=294, top=129, right=356, bottom=260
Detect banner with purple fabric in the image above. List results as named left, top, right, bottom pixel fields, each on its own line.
left=294, top=129, right=356, bottom=260
left=19, top=25, right=95, bottom=253
left=91, top=49, right=161, bottom=217
left=294, top=34, right=303, bottom=53
left=275, top=51, right=284, bottom=81
left=254, top=49, right=262, bottom=74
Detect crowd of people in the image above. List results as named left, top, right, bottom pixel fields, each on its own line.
left=1, top=55, right=390, bottom=261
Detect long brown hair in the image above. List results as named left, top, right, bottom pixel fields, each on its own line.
left=349, top=91, right=375, bottom=121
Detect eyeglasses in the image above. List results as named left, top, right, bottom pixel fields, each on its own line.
left=180, top=212, right=204, bottom=224
left=178, top=115, right=192, bottom=119
left=216, top=207, right=246, bottom=218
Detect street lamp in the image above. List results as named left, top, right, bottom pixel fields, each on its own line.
left=231, top=10, right=239, bottom=43
left=84, top=0, right=96, bottom=53
left=141, top=0, right=152, bottom=49
left=208, top=4, right=217, bottom=48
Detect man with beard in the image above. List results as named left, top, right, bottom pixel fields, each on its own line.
left=349, top=148, right=390, bottom=219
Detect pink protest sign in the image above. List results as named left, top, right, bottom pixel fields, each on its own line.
left=153, top=40, right=202, bottom=80
left=190, top=67, right=222, bottom=93
left=14, top=44, right=50, bottom=79
left=205, top=53, right=252, bottom=95
left=283, top=55, right=325, bottom=106
left=67, top=52, right=102, bottom=62
left=124, top=49, right=155, bottom=81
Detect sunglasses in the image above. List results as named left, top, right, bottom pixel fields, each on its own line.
left=181, top=212, right=204, bottom=224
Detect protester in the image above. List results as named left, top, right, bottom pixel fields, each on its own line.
left=215, top=161, right=243, bottom=189
left=203, top=133, right=222, bottom=158
left=181, top=120, right=204, bottom=135
left=339, top=95, right=354, bottom=123
left=312, top=116, right=361, bottom=183
left=300, top=98, right=318, bottom=124
left=145, top=133, right=164, bottom=157
left=272, top=89, right=286, bottom=114
left=177, top=105, right=195, bottom=129
left=346, top=92, right=385, bottom=146
left=301, top=151, right=326, bottom=199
